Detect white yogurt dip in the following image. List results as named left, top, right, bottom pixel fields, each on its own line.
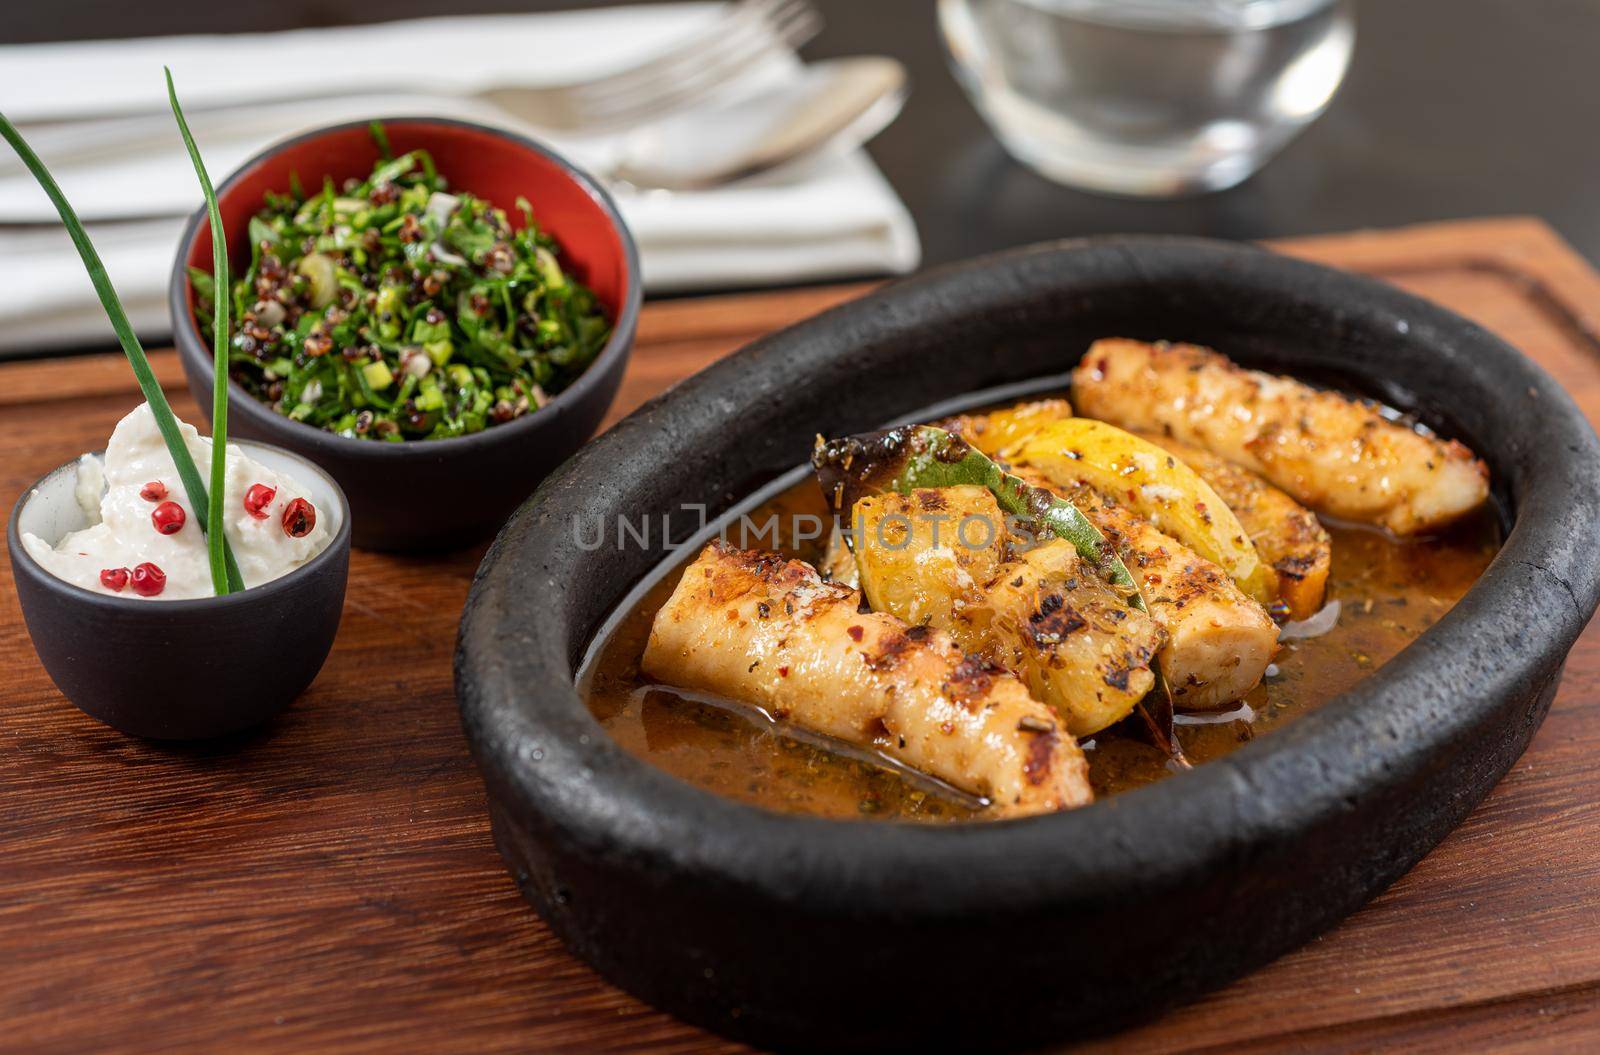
left=22, top=403, right=332, bottom=600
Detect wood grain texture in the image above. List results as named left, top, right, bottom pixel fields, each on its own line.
left=1, top=218, right=1597, bottom=1055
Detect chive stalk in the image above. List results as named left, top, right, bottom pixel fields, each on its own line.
left=166, top=69, right=232, bottom=597
left=0, top=110, right=243, bottom=595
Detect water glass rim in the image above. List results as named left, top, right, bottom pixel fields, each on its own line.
left=1005, top=0, right=1341, bottom=32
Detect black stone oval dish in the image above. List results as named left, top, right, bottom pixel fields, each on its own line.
left=455, top=237, right=1600, bottom=1053
left=10, top=440, right=351, bottom=740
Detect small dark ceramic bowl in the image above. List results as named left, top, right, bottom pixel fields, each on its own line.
left=10, top=441, right=351, bottom=740
left=456, top=237, right=1600, bottom=1052
left=170, top=117, right=641, bottom=552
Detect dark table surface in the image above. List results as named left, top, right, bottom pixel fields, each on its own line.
left=12, top=0, right=1599, bottom=278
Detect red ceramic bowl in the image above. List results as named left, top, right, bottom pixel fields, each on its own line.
left=169, top=117, right=641, bottom=551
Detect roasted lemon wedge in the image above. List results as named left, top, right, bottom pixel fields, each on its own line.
left=1006, top=418, right=1279, bottom=606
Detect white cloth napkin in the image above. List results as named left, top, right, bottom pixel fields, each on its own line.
left=0, top=5, right=920, bottom=353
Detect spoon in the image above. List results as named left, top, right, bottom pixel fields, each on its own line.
left=607, top=56, right=910, bottom=192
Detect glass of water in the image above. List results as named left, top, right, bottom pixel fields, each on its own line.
left=939, top=0, right=1356, bottom=197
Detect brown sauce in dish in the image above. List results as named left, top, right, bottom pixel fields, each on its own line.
left=580, top=479, right=1501, bottom=822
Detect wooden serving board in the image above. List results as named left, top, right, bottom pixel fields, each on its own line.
left=2, top=217, right=1598, bottom=1055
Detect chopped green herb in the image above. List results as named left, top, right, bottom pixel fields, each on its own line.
left=193, top=124, right=612, bottom=442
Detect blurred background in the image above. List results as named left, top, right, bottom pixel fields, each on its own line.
left=4, top=0, right=1596, bottom=351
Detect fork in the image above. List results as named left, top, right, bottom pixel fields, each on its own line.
left=0, top=0, right=821, bottom=176
left=492, top=0, right=822, bottom=132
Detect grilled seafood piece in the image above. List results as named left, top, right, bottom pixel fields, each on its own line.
left=1013, top=467, right=1279, bottom=709
left=963, top=539, right=1164, bottom=735
left=1134, top=431, right=1331, bottom=621
left=642, top=542, right=1093, bottom=815
left=1071, top=339, right=1489, bottom=536
left=850, top=487, right=1163, bottom=735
